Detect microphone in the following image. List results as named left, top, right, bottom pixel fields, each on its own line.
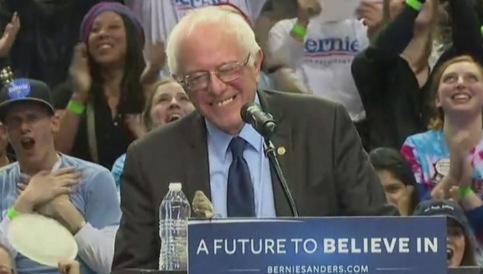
left=241, top=103, right=277, bottom=139
left=240, top=102, right=299, bottom=217
left=192, top=191, right=215, bottom=219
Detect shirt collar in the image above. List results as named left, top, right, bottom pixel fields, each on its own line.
left=205, top=94, right=263, bottom=159
left=17, top=154, right=63, bottom=183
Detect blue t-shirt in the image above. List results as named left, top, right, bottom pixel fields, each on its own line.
left=0, top=154, right=121, bottom=274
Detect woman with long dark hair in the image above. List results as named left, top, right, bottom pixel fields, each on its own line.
left=53, top=2, right=162, bottom=168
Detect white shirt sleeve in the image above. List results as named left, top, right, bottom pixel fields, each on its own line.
left=74, top=224, right=118, bottom=274
left=267, top=19, right=305, bottom=69
left=0, top=217, right=17, bottom=258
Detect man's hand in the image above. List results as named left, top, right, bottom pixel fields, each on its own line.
left=59, top=259, right=80, bottom=274
left=36, top=194, right=71, bottom=219
left=14, top=167, right=81, bottom=214
left=17, top=171, right=86, bottom=235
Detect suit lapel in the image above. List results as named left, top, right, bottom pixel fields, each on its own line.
left=258, top=90, right=295, bottom=217
left=183, top=112, right=212, bottom=204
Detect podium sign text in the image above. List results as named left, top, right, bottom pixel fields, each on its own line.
left=188, top=217, right=446, bottom=274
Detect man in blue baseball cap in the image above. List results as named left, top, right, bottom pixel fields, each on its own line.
left=0, top=78, right=120, bottom=274
left=0, top=78, right=55, bottom=118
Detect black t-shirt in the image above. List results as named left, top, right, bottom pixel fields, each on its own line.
left=53, top=85, right=136, bottom=169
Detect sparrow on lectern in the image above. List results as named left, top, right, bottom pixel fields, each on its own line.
left=192, top=191, right=215, bottom=219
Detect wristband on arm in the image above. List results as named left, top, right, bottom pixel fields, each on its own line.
left=406, top=0, right=423, bottom=11
left=291, top=23, right=308, bottom=39
left=459, top=186, right=474, bottom=197
left=7, top=207, right=19, bottom=220
left=67, top=100, right=86, bottom=115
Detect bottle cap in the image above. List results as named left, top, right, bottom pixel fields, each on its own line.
left=169, top=182, right=182, bottom=191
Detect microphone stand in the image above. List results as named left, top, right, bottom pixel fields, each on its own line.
left=263, top=138, right=299, bottom=217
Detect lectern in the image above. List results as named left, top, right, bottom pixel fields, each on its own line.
left=113, top=216, right=462, bottom=274
left=188, top=217, right=447, bottom=274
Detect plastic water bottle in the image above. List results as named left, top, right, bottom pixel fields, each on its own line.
left=159, top=182, right=191, bottom=270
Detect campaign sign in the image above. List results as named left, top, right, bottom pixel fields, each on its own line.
left=188, top=217, right=447, bottom=274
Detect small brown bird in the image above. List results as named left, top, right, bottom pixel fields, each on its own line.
left=192, top=191, right=215, bottom=219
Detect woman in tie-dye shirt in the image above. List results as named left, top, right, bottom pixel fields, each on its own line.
left=401, top=55, right=483, bottom=241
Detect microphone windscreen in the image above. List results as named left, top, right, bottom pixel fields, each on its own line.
left=240, top=102, right=257, bottom=124
left=192, top=191, right=215, bottom=219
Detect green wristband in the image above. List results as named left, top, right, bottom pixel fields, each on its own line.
left=67, top=100, right=86, bottom=115
left=8, top=207, right=19, bottom=220
left=292, top=23, right=308, bottom=39
left=459, top=186, right=474, bottom=197
left=406, top=0, right=423, bottom=11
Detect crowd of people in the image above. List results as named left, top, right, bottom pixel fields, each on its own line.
left=0, top=0, right=482, bottom=273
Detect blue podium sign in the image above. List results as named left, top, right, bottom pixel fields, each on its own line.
left=188, top=217, right=447, bottom=274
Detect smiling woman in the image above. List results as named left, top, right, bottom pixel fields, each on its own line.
left=52, top=2, right=161, bottom=169
left=401, top=55, right=483, bottom=201
left=142, top=78, right=195, bottom=131
left=428, top=55, right=483, bottom=130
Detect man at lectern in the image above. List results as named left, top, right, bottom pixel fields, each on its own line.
left=112, top=5, right=398, bottom=270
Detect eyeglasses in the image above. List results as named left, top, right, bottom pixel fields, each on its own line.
left=180, top=54, right=250, bottom=91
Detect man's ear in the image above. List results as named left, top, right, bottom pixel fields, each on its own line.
left=51, top=114, right=60, bottom=134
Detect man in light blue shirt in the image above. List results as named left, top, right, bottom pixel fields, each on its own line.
left=0, top=79, right=120, bottom=274
left=206, top=94, right=276, bottom=218
left=113, top=6, right=395, bottom=270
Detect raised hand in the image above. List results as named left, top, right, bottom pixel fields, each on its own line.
left=357, top=1, right=384, bottom=28
left=0, top=12, right=20, bottom=58
left=447, top=132, right=474, bottom=186
left=69, top=43, right=92, bottom=104
left=124, top=114, right=146, bottom=138
left=144, top=41, right=165, bottom=70
left=297, top=0, right=322, bottom=22
left=448, top=186, right=461, bottom=202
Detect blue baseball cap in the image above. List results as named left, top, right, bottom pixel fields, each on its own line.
left=414, top=199, right=472, bottom=234
left=0, top=78, right=55, bottom=119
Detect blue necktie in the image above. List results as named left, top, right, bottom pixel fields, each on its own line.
left=227, top=137, right=256, bottom=217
